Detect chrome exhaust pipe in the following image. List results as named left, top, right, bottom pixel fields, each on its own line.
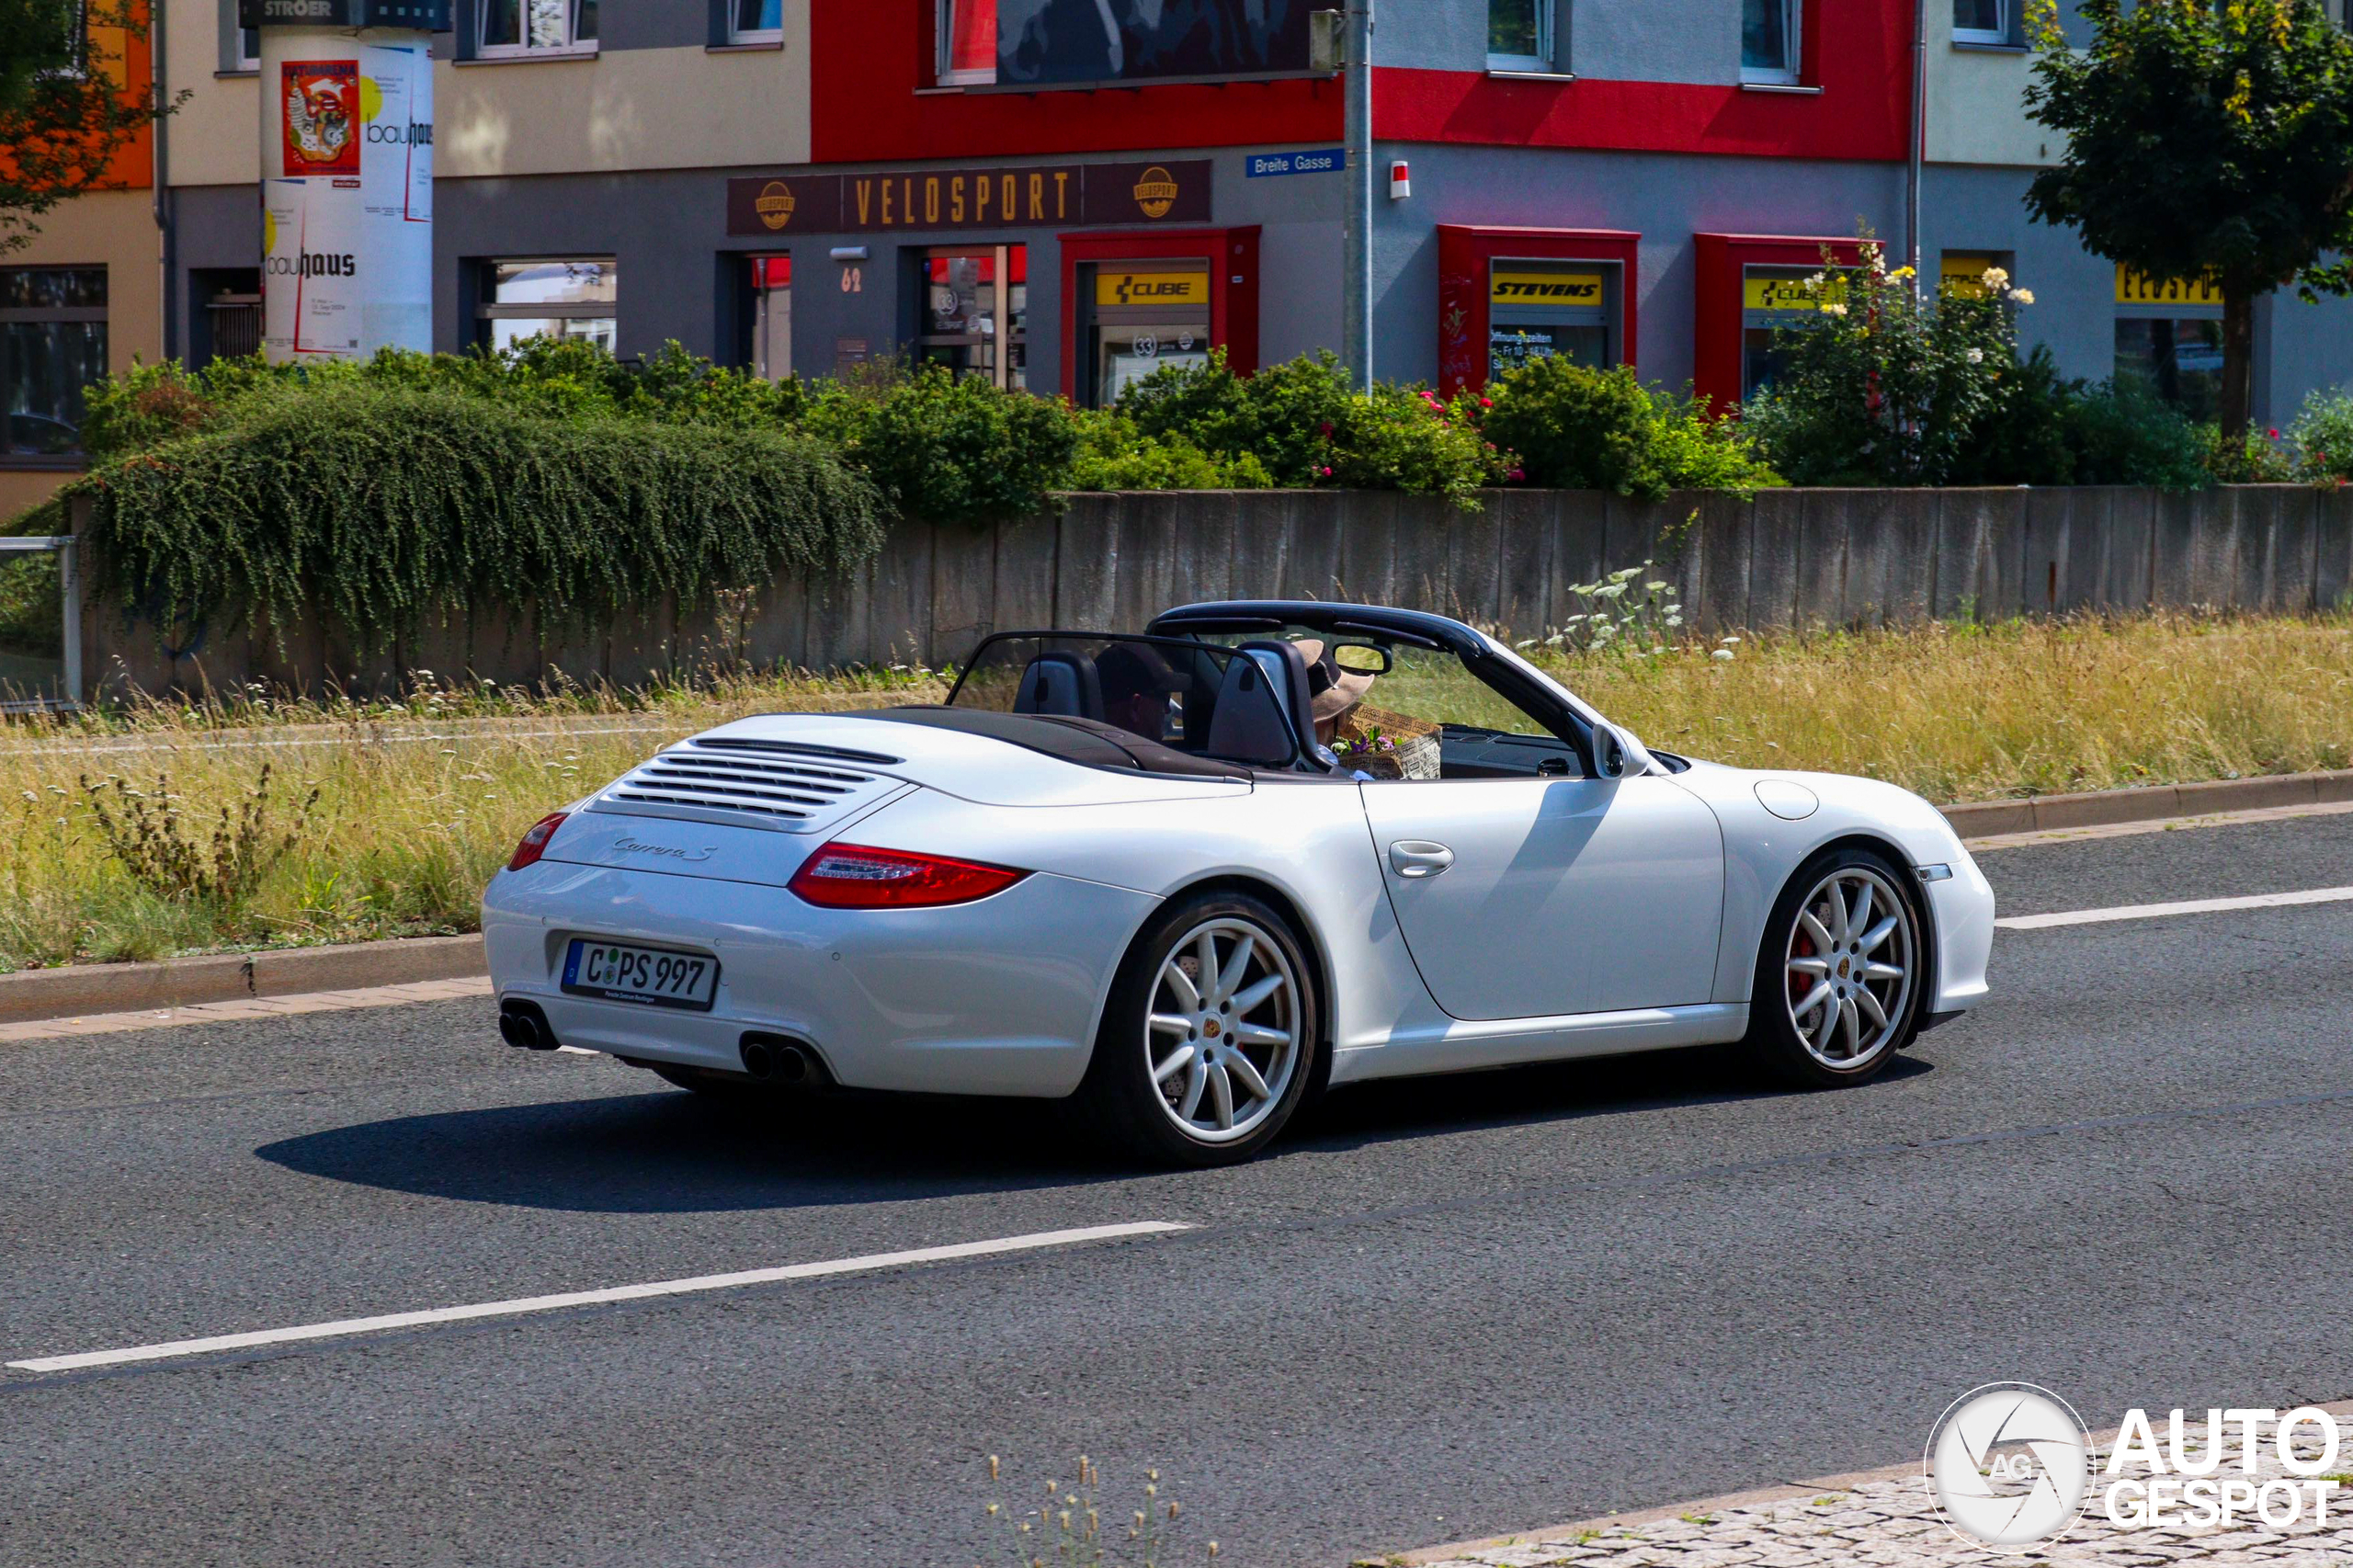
left=739, top=1033, right=821, bottom=1087
left=740, top=1039, right=777, bottom=1079
left=770, top=1042, right=812, bottom=1085
left=499, top=1000, right=559, bottom=1051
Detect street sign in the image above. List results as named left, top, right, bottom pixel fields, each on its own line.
left=1246, top=147, right=1345, bottom=178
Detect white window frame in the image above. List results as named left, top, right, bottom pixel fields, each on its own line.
left=726, top=0, right=782, bottom=46
left=936, top=0, right=995, bottom=86
left=235, top=25, right=259, bottom=71
left=1952, top=0, right=2008, bottom=46
left=1485, top=0, right=1553, bottom=73
left=475, top=0, right=598, bottom=61
left=1740, top=0, right=1802, bottom=85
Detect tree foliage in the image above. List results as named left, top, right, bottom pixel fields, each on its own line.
left=2023, top=0, right=2353, bottom=437
left=0, top=0, right=180, bottom=252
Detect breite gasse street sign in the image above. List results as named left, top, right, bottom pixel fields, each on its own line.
left=726, top=161, right=1212, bottom=236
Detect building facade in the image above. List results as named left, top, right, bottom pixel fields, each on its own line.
left=13, top=0, right=2353, bottom=524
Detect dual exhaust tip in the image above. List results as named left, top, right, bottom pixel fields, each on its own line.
left=500, top=1003, right=821, bottom=1089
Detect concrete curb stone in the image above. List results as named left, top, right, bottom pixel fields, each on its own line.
left=5, top=767, right=2351, bottom=1031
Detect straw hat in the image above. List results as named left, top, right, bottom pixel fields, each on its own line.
left=1292, top=639, right=1377, bottom=724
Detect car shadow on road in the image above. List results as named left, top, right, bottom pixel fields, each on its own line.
left=255, top=1046, right=1934, bottom=1211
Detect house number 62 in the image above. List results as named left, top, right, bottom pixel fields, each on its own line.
left=839, top=266, right=863, bottom=293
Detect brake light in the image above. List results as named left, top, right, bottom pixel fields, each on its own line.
left=787, top=843, right=1029, bottom=909
left=506, top=812, right=569, bottom=872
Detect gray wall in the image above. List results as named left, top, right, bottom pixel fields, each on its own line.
left=80, top=486, right=2353, bottom=698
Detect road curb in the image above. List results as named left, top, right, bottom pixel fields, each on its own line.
left=0, top=770, right=2344, bottom=1030
left=0, top=935, right=485, bottom=1026
left=1937, top=767, right=2353, bottom=838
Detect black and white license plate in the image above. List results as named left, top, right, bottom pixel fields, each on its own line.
left=562, top=938, right=719, bottom=1011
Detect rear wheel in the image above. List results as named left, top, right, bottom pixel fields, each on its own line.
left=1746, top=848, right=1924, bottom=1088
left=1075, top=891, right=1319, bottom=1166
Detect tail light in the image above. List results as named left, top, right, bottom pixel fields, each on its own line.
left=787, top=843, right=1028, bottom=909
left=506, top=812, right=569, bottom=872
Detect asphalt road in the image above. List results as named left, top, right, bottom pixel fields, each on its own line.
left=3, top=812, right=2351, bottom=1567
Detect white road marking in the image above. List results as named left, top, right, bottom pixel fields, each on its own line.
left=1995, top=885, right=2353, bottom=930
left=5, top=1222, right=1190, bottom=1374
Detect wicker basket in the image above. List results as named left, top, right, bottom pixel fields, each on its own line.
left=1335, top=704, right=1442, bottom=780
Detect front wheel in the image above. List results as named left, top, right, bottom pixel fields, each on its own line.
left=1746, top=848, right=1926, bottom=1088
left=1075, top=892, right=1320, bottom=1166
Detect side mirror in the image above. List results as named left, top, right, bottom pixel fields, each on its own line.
left=1594, top=722, right=1653, bottom=779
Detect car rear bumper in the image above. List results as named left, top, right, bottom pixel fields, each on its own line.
left=482, top=861, right=1156, bottom=1097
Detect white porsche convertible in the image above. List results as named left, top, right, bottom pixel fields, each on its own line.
left=483, top=602, right=1994, bottom=1165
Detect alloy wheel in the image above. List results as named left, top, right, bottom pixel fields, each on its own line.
left=1144, top=916, right=1302, bottom=1144
left=1783, top=866, right=1916, bottom=1070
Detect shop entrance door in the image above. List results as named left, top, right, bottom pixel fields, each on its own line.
left=746, top=255, right=790, bottom=381
left=917, top=244, right=1027, bottom=390
left=1080, top=260, right=1212, bottom=407
left=1487, top=260, right=1616, bottom=382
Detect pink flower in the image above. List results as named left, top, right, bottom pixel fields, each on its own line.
left=2268, top=428, right=2281, bottom=440
left=1507, top=468, right=1526, bottom=482
left=1478, top=396, right=1493, bottom=408
left=1320, top=465, right=1333, bottom=477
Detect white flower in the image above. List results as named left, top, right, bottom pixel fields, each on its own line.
left=1966, top=348, right=1984, bottom=365
left=1981, top=267, right=2010, bottom=289
left=2009, top=288, right=2035, bottom=305
left=1711, top=648, right=1736, bottom=662
left=1822, top=302, right=1848, bottom=317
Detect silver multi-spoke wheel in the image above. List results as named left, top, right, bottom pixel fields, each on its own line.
left=1144, top=916, right=1302, bottom=1145
left=1783, top=866, right=1915, bottom=1070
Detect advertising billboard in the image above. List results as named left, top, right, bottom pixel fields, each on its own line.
left=995, top=0, right=1313, bottom=86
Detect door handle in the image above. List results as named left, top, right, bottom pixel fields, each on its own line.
left=1388, top=840, right=1455, bottom=879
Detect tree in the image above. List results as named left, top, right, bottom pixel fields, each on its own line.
left=0, top=0, right=175, bottom=253
left=2023, top=0, right=2353, bottom=440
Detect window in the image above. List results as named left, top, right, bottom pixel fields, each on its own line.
left=476, top=259, right=617, bottom=353
left=1741, top=265, right=1824, bottom=398
left=937, top=0, right=995, bottom=85
left=1, top=267, right=107, bottom=461
left=1952, top=0, right=2008, bottom=44
left=728, top=0, right=781, bottom=44
left=745, top=255, right=790, bottom=381
left=478, top=0, right=597, bottom=58
left=918, top=245, right=1025, bottom=390
left=1741, top=0, right=1800, bottom=83
left=1487, top=0, right=1552, bottom=70
left=237, top=24, right=259, bottom=68
left=1078, top=260, right=1210, bottom=409
left=2116, top=320, right=2224, bottom=423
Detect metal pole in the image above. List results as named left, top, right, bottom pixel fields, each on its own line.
left=1342, top=0, right=1374, bottom=391
left=1906, top=0, right=1927, bottom=298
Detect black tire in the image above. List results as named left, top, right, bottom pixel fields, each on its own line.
left=1074, top=890, right=1321, bottom=1167
left=1745, top=845, right=1927, bottom=1089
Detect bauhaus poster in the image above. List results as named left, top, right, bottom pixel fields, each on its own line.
left=261, top=37, right=432, bottom=361
left=995, top=0, right=1313, bottom=85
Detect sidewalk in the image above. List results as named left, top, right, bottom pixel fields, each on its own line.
left=1391, top=1403, right=2353, bottom=1568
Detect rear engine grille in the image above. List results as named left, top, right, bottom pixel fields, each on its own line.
left=602, top=742, right=888, bottom=827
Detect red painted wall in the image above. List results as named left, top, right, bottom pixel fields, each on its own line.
left=810, top=3, right=1340, bottom=165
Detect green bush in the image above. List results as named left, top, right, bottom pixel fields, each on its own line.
left=74, top=382, right=884, bottom=647
left=804, top=362, right=1077, bottom=524
left=1480, top=358, right=1779, bottom=500
left=1117, top=349, right=1513, bottom=506
left=1947, top=345, right=2078, bottom=486
left=2061, top=381, right=2211, bottom=488
left=1065, top=409, right=1273, bottom=491
left=2287, top=389, right=2353, bottom=482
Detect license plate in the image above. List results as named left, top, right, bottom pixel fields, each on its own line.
left=562, top=938, right=719, bottom=1011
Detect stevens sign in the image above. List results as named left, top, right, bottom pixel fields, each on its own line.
left=726, top=161, right=1210, bottom=236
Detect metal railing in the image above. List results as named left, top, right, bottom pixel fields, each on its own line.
left=0, top=535, right=82, bottom=711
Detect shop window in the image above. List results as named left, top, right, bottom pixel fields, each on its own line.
left=0, top=267, right=107, bottom=461
left=919, top=245, right=1025, bottom=390
left=220, top=0, right=258, bottom=73
left=1078, top=260, right=1211, bottom=408
left=728, top=0, right=781, bottom=44
left=1740, top=266, right=1826, bottom=399
left=1938, top=251, right=2012, bottom=298
left=1952, top=0, right=2011, bottom=45
left=477, top=258, right=617, bottom=353
left=478, top=0, right=597, bottom=58
left=1487, top=0, right=1553, bottom=71
left=1487, top=260, right=1616, bottom=381
left=938, top=0, right=996, bottom=85
left=2113, top=266, right=2224, bottom=422
left=1742, top=0, right=1800, bottom=84
left=192, top=267, right=262, bottom=369
left=746, top=255, right=790, bottom=381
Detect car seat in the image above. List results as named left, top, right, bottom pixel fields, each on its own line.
left=1204, top=642, right=1311, bottom=765
left=1012, top=650, right=1103, bottom=720
left=1235, top=640, right=1315, bottom=737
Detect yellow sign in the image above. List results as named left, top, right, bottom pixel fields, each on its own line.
left=1744, top=272, right=1844, bottom=312
left=1131, top=165, right=1180, bottom=220
left=1940, top=253, right=2004, bottom=299
left=754, top=180, right=796, bottom=232
left=1490, top=270, right=1605, bottom=307
left=2116, top=266, right=2224, bottom=307
left=1096, top=269, right=1210, bottom=308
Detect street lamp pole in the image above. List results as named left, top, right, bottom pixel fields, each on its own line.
left=1342, top=0, right=1375, bottom=392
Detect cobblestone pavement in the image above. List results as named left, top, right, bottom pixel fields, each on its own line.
left=1394, top=1408, right=2353, bottom=1568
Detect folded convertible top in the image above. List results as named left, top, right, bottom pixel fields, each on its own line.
left=852, top=707, right=1255, bottom=781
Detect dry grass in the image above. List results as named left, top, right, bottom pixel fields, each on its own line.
left=0, top=611, right=2347, bottom=972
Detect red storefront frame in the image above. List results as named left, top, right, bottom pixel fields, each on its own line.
left=1058, top=226, right=1260, bottom=401
left=1436, top=226, right=1641, bottom=396
left=1694, top=232, right=1867, bottom=414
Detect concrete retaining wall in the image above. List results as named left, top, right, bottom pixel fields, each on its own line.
left=74, top=485, right=2353, bottom=694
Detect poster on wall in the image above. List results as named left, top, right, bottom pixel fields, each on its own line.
left=995, top=0, right=1313, bottom=85
left=261, top=37, right=432, bottom=362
